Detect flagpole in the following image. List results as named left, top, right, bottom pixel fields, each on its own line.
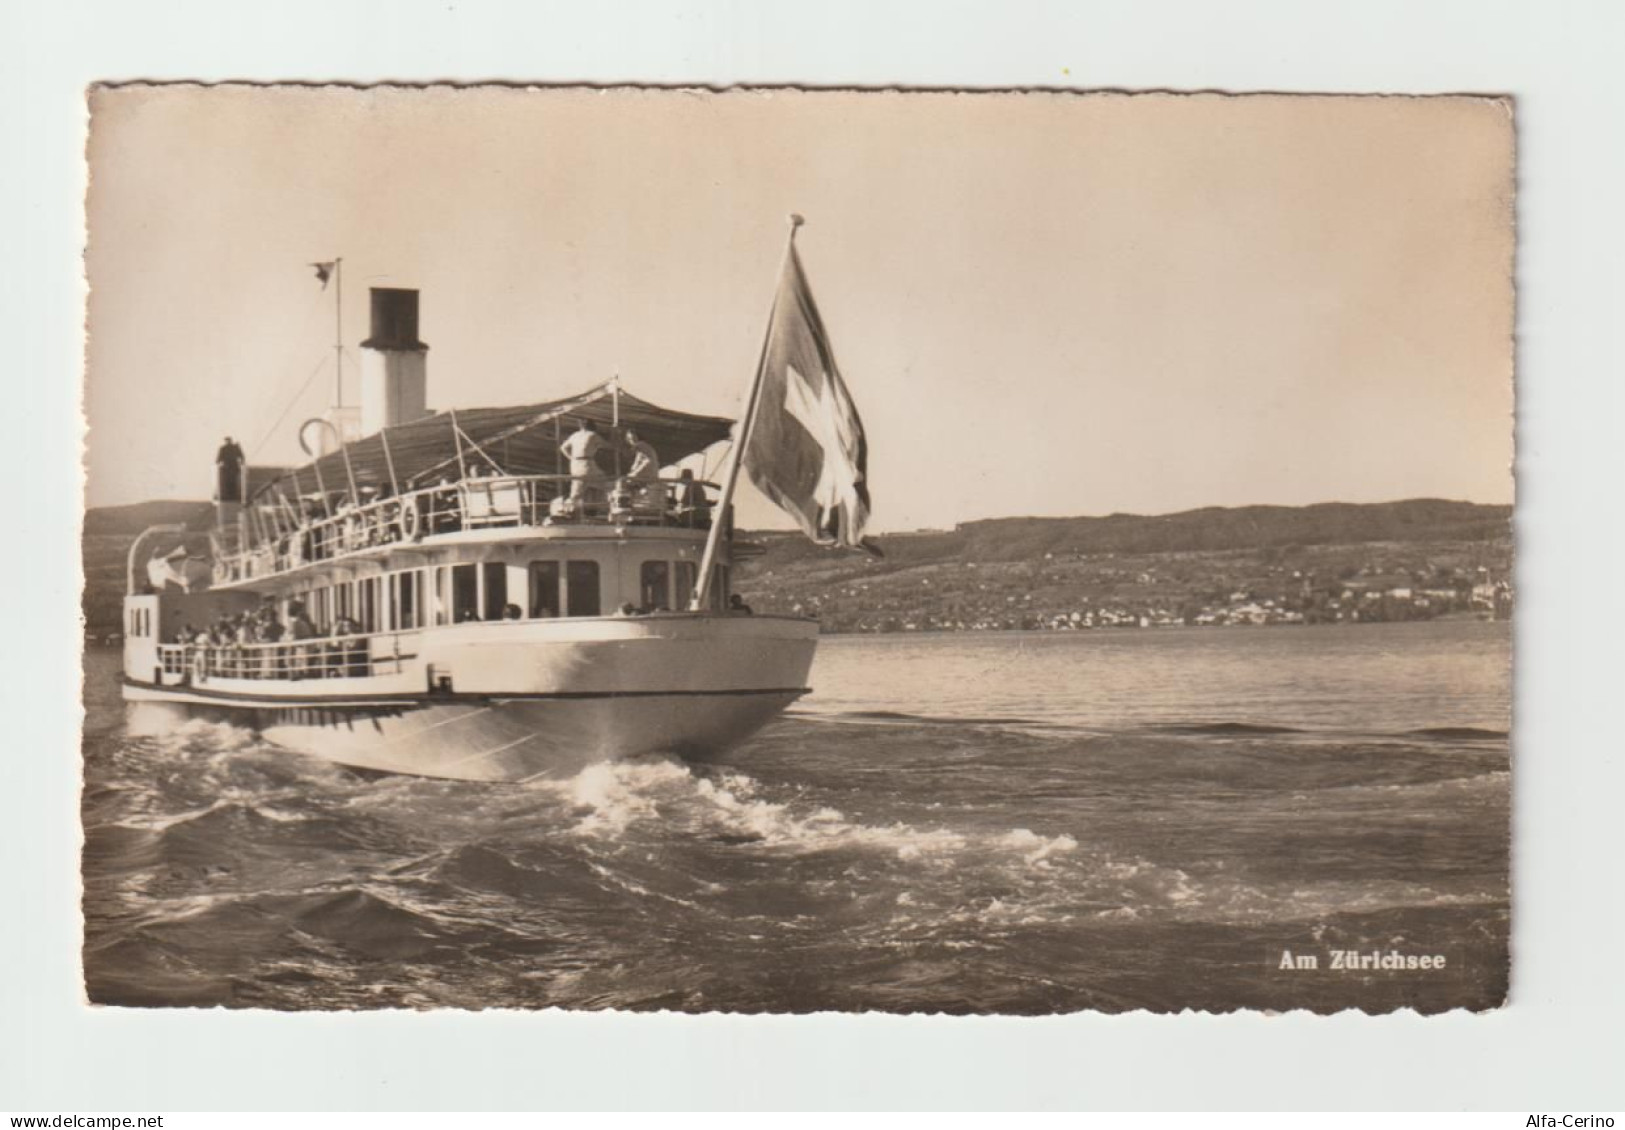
left=333, top=257, right=344, bottom=408
left=689, top=214, right=803, bottom=611
left=611, top=375, right=622, bottom=481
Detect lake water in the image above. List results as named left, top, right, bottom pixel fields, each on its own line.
left=81, top=620, right=1510, bottom=1013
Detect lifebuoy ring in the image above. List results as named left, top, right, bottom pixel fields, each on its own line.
left=297, top=417, right=340, bottom=458
left=401, top=501, right=421, bottom=541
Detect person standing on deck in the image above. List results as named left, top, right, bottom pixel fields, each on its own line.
left=216, top=436, right=246, bottom=504
left=560, top=419, right=606, bottom=503
left=288, top=601, right=319, bottom=680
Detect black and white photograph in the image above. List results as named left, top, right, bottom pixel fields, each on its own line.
left=80, top=83, right=1514, bottom=1015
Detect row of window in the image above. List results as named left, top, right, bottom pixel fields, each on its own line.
left=281, top=558, right=728, bottom=633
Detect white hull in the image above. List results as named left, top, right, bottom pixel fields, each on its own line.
left=124, top=614, right=817, bottom=781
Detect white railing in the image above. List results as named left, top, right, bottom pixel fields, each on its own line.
left=212, top=473, right=718, bottom=586
left=156, top=631, right=410, bottom=683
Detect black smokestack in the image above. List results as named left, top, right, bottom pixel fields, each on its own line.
left=360, top=288, right=428, bottom=352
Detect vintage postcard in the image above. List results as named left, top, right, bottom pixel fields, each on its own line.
left=82, top=84, right=1513, bottom=1013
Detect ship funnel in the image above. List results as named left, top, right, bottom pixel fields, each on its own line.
left=360, top=287, right=431, bottom=434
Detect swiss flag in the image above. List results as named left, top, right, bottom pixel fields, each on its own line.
left=742, top=241, right=876, bottom=552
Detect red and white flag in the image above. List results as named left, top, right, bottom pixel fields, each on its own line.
left=742, top=241, right=876, bottom=552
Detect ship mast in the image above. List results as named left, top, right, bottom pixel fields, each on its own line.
left=332, top=257, right=344, bottom=408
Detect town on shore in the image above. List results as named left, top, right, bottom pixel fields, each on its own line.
left=82, top=497, right=1512, bottom=642
left=732, top=500, right=1512, bottom=635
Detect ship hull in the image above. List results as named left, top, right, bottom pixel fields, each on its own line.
left=123, top=614, right=817, bottom=782
left=124, top=684, right=805, bottom=781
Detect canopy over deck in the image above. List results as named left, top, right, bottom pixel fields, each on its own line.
left=250, top=383, right=734, bottom=502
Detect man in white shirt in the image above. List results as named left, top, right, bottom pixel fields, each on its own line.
left=560, top=419, right=606, bottom=502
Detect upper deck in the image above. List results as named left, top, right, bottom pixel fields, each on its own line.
left=211, top=470, right=721, bottom=589
left=204, top=379, right=737, bottom=591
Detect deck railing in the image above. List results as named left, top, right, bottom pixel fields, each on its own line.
left=213, top=473, right=717, bottom=586
left=156, top=630, right=410, bottom=684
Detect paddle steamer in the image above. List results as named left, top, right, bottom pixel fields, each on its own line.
left=121, top=282, right=824, bottom=782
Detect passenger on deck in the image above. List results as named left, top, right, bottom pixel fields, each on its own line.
left=729, top=594, right=754, bottom=615
left=625, top=430, right=660, bottom=493
left=431, top=475, right=461, bottom=533
left=288, top=600, right=318, bottom=679
left=333, top=614, right=366, bottom=677
left=502, top=603, right=522, bottom=620
left=233, top=613, right=259, bottom=677
left=216, top=436, right=246, bottom=504
left=334, top=496, right=357, bottom=553
left=301, top=502, right=322, bottom=561
left=674, top=469, right=710, bottom=527
left=560, top=419, right=606, bottom=503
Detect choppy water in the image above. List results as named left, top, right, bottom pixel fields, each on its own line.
left=82, top=621, right=1510, bottom=1013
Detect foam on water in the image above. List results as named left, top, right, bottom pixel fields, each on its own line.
left=79, top=629, right=1512, bottom=1013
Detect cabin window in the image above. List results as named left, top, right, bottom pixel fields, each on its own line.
left=566, top=560, right=601, bottom=618
left=482, top=562, right=507, bottom=621
left=528, top=561, right=560, bottom=619
left=359, top=578, right=377, bottom=633
left=399, top=570, right=418, bottom=630
left=675, top=561, right=697, bottom=610
left=452, top=563, right=479, bottom=623
left=432, top=567, right=451, bottom=626
left=640, top=560, right=671, bottom=612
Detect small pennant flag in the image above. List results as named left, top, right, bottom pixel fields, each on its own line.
left=310, top=261, right=336, bottom=289
left=742, top=240, right=877, bottom=553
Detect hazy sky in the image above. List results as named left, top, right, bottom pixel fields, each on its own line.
left=84, top=86, right=1513, bottom=531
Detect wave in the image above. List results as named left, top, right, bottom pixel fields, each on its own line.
left=1407, top=726, right=1509, bottom=741
left=790, top=707, right=1053, bottom=730
left=1150, top=721, right=1307, bottom=736
left=537, top=757, right=1087, bottom=874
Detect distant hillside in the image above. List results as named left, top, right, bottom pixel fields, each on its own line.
left=732, top=499, right=1512, bottom=633
left=80, top=497, right=1511, bottom=635
left=747, top=499, right=1510, bottom=572
left=83, top=499, right=216, bottom=537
